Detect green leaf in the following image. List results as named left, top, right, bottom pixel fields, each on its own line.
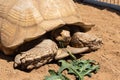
left=44, top=70, right=70, bottom=80
left=44, top=59, right=100, bottom=80
left=58, top=59, right=100, bottom=80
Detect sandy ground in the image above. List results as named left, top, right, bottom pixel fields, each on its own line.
left=0, top=3, right=120, bottom=80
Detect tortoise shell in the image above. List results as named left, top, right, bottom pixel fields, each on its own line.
left=0, top=0, right=93, bottom=55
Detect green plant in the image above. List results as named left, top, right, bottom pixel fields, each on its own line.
left=45, top=42, right=100, bottom=80
left=45, top=70, right=69, bottom=80
left=44, top=59, right=99, bottom=80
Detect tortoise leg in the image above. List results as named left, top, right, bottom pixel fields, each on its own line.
left=55, top=30, right=102, bottom=60
left=70, top=32, right=102, bottom=51
left=55, top=46, right=89, bottom=60
left=14, top=39, right=58, bottom=70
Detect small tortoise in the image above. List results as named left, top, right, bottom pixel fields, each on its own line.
left=0, top=0, right=102, bottom=70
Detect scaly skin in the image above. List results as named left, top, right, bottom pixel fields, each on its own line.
left=14, top=26, right=102, bottom=70
left=14, top=39, right=89, bottom=70
left=71, top=32, right=102, bottom=51
left=14, top=39, right=58, bottom=70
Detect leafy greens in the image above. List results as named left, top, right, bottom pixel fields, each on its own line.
left=44, top=59, right=99, bottom=80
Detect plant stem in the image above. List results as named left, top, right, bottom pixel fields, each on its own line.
left=71, top=67, right=83, bottom=80
left=67, top=51, right=77, bottom=60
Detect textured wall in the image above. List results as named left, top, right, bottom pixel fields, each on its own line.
left=97, top=0, right=120, bottom=5
left=82, top=0, right=120, bottom=11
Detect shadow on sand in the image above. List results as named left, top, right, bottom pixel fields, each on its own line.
left=0, top=52, right=14, bottom=62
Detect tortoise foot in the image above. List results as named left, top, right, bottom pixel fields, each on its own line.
left=71, top=32, right=102, bottom=51
left=14, top=39, right=58, bottom=70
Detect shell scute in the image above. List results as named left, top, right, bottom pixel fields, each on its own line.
left=0, top=0, right=93, bottom=55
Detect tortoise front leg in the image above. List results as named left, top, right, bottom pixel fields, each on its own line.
left=14, top=39, right=58, bottom=70
left=70, top=32, right=102, bottom=51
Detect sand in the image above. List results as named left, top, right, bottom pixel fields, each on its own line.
left=0, top=3, right=120, bottom=80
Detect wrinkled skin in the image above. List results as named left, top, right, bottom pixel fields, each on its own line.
left=14, top=26, right=102, bottom=70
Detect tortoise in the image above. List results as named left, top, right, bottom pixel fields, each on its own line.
left=0, top=0, right=102, bottom=70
